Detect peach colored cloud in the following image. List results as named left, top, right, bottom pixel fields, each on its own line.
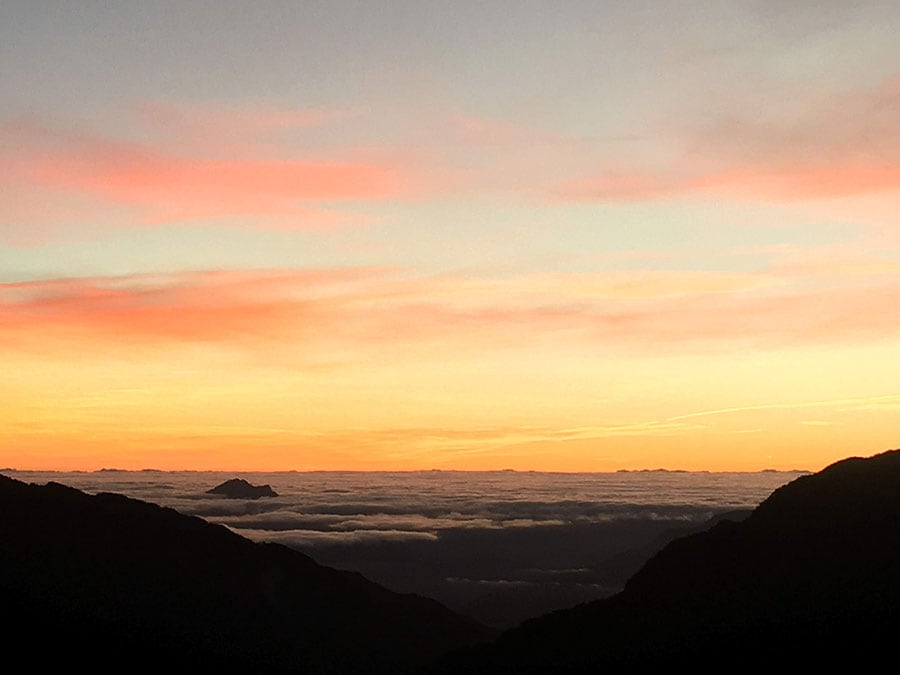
left=3, top=257, right=899, bottom=362
left=0, top=268, right=396, bottom=347
left=2, top=118, right=406, bottom=231
left=695, top=163, right=900, bottom=201
left=557, top=163, right=900, bottom=203
left=557, top=75, right=900, bottom=204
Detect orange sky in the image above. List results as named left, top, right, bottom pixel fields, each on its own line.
left=3, top=266, right=899, bottom=471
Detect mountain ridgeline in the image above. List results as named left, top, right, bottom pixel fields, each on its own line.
left=432, top=448, right=900, bottom=672
left=3, top=447, right=899, bottom=672
left=0, top=475, right=492, bottom=673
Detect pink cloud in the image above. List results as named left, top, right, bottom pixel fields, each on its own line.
left=558, top=161, right=900, bottom=204
left=556, top=75, right=900, bottom=204
left=1, top=118, right=407, bottom=233
left=694, top=163, right=900, bottom=201
left=0, top=268, right=398, bottom=354
left=3, top=258, right=899, bottom=361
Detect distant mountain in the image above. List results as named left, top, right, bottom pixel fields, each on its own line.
left=207, top=477, right=278, bottom=499
left=431, top=448, right=900, bottom=672
left=0, top=475, right=493, bottom=673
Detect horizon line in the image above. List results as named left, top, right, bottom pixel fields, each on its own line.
left=2, top=466, right=813, bottom=475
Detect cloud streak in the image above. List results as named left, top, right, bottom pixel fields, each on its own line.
left=2, top=117, right=405, bottom=232
left=557, top=75, right=900, bottom=204
left=3, top=250, right=900, bottom=360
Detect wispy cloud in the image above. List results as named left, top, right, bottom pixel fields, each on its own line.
left=0, top=267, right=395, bottom=350
left=2, top=116, right=406, bottom=234
left=665, top=395, right=900, bottom=422
left=3, top=245, right=899, bottom=361
left=556, top=75, right=900, bottom=204
left=237, top=528, right=439, bottom=547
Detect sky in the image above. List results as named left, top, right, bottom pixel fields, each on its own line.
left=2, top=1, right=900, bottom=472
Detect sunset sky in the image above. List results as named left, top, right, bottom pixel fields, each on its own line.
left=3, top=1, right=900, bottom=472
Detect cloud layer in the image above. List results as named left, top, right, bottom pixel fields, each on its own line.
left=3, top=246, right=899, bottom=361
left=4, top=468, right=805, bottom=627
left=2, top=116, right=405, bottom=231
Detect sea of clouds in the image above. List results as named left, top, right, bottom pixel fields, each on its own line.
left=8, top=469, right=805, bottom=627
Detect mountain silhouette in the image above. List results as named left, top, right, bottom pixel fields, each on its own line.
left=452, top=509, right=754, bottom=630
left=207, top=477, right=278, bottom=499
left=431, top=448, right=900, bottom=672
left=0, top=474, right=492, bottom=673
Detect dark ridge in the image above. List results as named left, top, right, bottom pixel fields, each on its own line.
left=428, top=448, right=900, bottom=672
left=455, top=508, right=755, bottom=630
left=0, top=474, right=493, bottom=673
left=584, top=507, right=754, bottom=593
left=207, top=477, right=278, bottom=499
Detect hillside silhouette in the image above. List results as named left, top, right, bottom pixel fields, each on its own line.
left=6, top=449, right=897, bottom=673
left=431, top=448, right=900, bottom=672
left=454, top=508, right=753, bottom=629
left=0, top=475, right=492, bottom=673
